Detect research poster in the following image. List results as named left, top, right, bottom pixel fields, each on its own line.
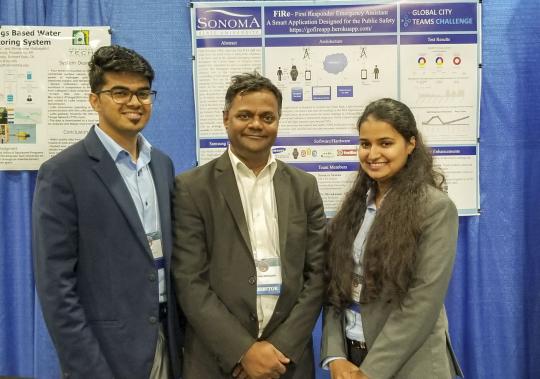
left=191, top=0, right=481, bottom=215
left=0, top=26, right=110, bottom=170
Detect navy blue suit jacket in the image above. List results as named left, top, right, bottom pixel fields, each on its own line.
left=33, top=127, right=183, bottom=379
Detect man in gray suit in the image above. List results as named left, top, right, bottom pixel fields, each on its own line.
left=33, top=45, right=182, bottom=379
left=172, top=72, right=326, bottom=379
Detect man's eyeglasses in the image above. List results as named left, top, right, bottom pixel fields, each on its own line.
left=95, top=88, right=157, bottom=105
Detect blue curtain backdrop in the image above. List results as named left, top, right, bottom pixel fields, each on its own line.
left=0, top=0, right=538, bottom=378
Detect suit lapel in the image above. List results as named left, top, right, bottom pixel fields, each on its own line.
left=261, top=162, right=291, bottom=337
left=149, top=154, right=170, bottom=258
left=215, top=152, right=253, bottom=255
left=84, top=128, right=152, bottom=259
left=273, top=162, right=290, bottom=257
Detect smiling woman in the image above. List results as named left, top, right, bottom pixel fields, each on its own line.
left=358, top=116, right=416, bottom=200
left=321, top=98, right=463, bottom=379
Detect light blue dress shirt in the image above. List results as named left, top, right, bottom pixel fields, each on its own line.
left=323, top=189, right=377, bottom=369
left=94, top=125, right=160, bottom=235
left=94, top=125, right=169, bottom=376
left=95, top=125, right=167, bottom=305
left=345, top=189, right=377, bottom=342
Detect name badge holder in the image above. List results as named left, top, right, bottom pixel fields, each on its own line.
left=349, top=272, right=363, bottom=313
left=148, top=231, right=166, bottom=303
left=256, top=257, right=281, bottom=296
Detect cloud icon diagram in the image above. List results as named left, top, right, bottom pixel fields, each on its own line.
left=323, top=53, right=348, bottom=74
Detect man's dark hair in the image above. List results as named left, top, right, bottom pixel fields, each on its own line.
left=88, top=45, right=154, bottom=92
left=224, top=72, right=283, bottom=116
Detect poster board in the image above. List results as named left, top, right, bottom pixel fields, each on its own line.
left=0, top=26, right=111, bottom=170
left=191, top=0, right=481, bottom=215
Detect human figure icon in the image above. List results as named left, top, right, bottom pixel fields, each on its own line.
left=373, top=65, right=380, bottom=80
left=277, top=67, right=283, bottom=81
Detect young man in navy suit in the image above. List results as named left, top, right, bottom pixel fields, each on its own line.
left=33, top=45, right=182, bottom=379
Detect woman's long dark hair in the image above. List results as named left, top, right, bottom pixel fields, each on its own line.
left=326, top=98, right=445, bottom=309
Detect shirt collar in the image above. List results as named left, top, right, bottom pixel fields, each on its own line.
left=94, top=124, right=152, bottom=166
left=228, top=147, right=277, bottom=178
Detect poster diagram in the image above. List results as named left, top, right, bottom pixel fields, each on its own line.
left=400, top=33, right=478, bottom=144
left=191, top=1, right=480, bottom=215
left=265, top=37, right=398, bottom=136
left=0, top=26, right=110, bottom=170
left=0, top=70, right=40, bottom=145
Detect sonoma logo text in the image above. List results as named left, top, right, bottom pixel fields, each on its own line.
left=197, top=9, right=261, bottom=29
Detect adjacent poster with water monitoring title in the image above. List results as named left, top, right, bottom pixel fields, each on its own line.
left=0, top=26, right=110, bottom=170
left=191, top=0, right=481, bottom=215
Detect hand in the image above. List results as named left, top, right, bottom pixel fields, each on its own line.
left=240, top=341, right=290, bottom=379
left=349, top=368, right=369, bottom=379
left=329, top=359, right=369, bottom=379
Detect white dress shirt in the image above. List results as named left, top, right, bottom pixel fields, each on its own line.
left=228, top=148, right=281, bottom=336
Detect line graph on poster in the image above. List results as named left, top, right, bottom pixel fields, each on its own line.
left=422, top=115, right=470, bottom=126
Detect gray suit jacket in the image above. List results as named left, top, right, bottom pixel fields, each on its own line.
left=321, top=186, right=464, bottom=379
left=172, top=152, right=326, bottom=378
left=33, top=127, right=183, bottom=379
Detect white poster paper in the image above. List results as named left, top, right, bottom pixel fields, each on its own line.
left=0, top=26, right=110, bottom=170
left=191, top=1, right=481, bottom=215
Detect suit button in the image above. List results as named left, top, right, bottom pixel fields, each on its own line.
left=248, top=276, right=256, bottom=285
left=148, top=273, right=156, bottom=281
left=149, top=316, right=158, bottom=324
left=249, top=313, right=257, bottom=322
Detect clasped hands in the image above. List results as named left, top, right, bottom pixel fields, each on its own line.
left=232, top=341, right=290, bottom=379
